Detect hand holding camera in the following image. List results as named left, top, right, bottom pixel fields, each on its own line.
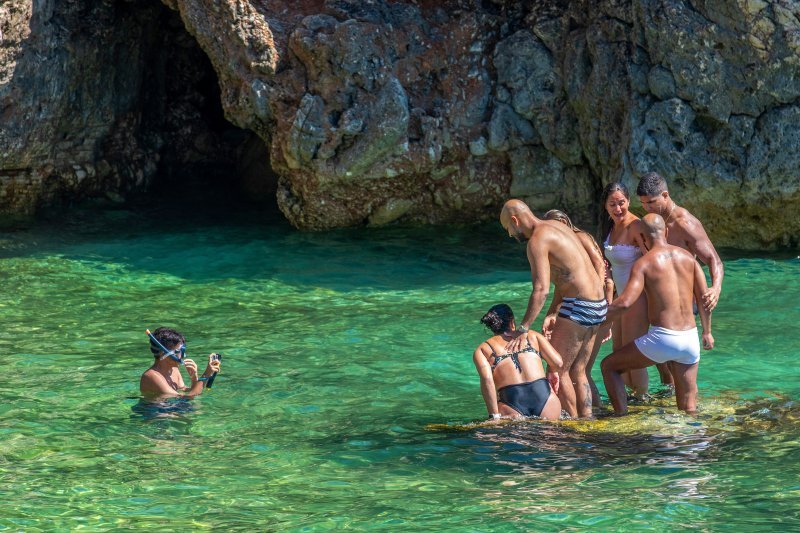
left=203, top=353, right=223, bottom=388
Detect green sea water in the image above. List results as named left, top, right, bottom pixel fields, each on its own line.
left=1, top=196, right=799, bottom=530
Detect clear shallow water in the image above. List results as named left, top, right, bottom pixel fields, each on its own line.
left=1, top=198, right=799, bottom=530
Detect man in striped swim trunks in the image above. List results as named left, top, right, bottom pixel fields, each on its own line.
left=600, top=214, right=714, bottom=415
left=501, top=199, right=606, bottom=419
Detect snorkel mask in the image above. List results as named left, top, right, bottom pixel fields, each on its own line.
left=146, top=329, right=185, bottom=364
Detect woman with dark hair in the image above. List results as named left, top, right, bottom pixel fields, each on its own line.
left=473, top=304, right=563, bottom=420
left=601, top=182, right=651, bottom=399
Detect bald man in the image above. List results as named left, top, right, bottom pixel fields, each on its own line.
left=600, top=214, right=714, bottom=415
left=500, top=199, right=606, bottom=418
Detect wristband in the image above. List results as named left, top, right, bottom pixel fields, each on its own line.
left=490, top=413, right=501, bottom=419
left=517, top=325, right=528, bottom=333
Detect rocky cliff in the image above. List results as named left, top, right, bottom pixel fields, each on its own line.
left=2, top=0, right=800, bottom=248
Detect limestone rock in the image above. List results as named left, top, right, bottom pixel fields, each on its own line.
left=4, top=0, right=800, bottom=247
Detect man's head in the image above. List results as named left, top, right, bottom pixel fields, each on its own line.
left=636, top=172, right=670, bottom=215
left=641, top=213, right=667, bottom=247
left=500, top=199, right=534, bottom=243
left=149, top=327, right=185, bottom=360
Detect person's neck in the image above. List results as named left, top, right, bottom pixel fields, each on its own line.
left=664, top=200, right=677, bottom=222
left=152, top=359, right=178, bottom=375
left=520, top=219, right=536, bottom=238
left=650, top=236, right=668, bottom=249
left=616, top=211, right=637, bottom=226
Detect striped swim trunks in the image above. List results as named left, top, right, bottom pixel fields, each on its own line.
left=558, top=297, right=608, bottom=327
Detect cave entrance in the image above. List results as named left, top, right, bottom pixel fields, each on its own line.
left=140, top=6, right=279, bottom=215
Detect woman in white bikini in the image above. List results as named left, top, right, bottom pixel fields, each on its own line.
left=601, top=182, right=650, bottom=399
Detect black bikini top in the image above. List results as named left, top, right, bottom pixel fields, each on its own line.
left=490, top=346, right=541, bottom=372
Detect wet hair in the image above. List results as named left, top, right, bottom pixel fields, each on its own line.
left=636, top=171, right=668, bottom=197
left=543, top=209, right=575, bottom=230
left=480, top=304, right=514, bottom=335
left=149, top=327, right=185, bottom=358
left=600, top=181, right=630, bottom=239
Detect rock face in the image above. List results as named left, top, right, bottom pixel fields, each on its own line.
left=3, top=0, right=800, bottom=248
left=0, top=0, right=260, bottom=215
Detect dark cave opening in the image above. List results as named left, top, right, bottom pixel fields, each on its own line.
left=138, top=5, right=279, bottom=214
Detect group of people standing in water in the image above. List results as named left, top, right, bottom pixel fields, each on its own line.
left=474, top=171, right=723, bottom=420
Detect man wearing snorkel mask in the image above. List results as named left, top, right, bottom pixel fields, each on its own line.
left=140, top=327, right=221, bottom=399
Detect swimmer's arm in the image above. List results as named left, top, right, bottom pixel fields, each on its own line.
left=139, top=362, right=208, bottom=399
left=521, top=240, right=550, bottom=330
left=693, top=261, right=714, bottom=350
left=182, top=359, right=208, bottom=397
left=606, top=261, right=645, bottom=319
left=529, top=333, right=561, bottom=394
left=473, top=347, right=500, bottom=417
left=184, top=355, right=222, bottom=396
left=530, top=331, right=562, bottom=371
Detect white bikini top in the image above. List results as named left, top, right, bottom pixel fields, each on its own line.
left=604, top=234, right=642, bottom=293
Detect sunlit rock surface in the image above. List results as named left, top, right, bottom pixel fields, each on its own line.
left=2, top=0, right=800, bottom=248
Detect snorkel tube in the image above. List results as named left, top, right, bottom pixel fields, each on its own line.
left=146, top=329, right=185, bottom=364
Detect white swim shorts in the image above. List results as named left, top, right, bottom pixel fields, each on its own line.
left=634, top=326, right=700, bottom=365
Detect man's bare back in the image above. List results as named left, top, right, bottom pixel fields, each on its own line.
left=600, top=214, right=714, bottom=415
left=635, top=244, right=700, bottom=331
left=529, top=220, right=604, bottom=302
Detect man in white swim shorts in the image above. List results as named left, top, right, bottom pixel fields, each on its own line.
left=600, top=214, right=714, bottom=415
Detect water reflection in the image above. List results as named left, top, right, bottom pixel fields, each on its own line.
left=430, top=394, right=800, bottom=477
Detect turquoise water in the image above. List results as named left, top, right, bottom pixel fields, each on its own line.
left=1, top=197, right=799, bottom=530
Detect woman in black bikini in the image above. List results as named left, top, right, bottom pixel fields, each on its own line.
left=473, top=304, right=564, bottom=420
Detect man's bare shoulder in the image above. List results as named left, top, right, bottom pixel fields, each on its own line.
left=666, top=243, right=695, bottom=260
left=673, top=207, right=709, bottom=237
left=640, top=244, right=692, bottom=267
left=140, top=368, right=167, bottom=394
left=534, top=220, right=563, bottom=236
left=541, top=220, right=582, bottom=246
left=528, top=222, right=561, bottom=249
left=629, top=217, right=646, bottom=230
